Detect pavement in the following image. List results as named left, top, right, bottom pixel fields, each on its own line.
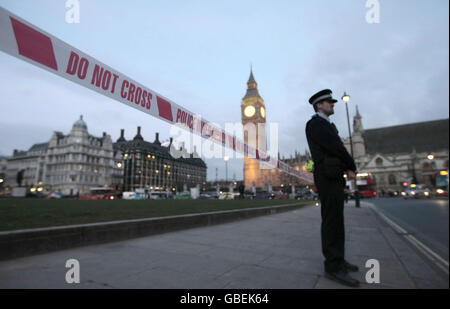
left=0, top=200, right=448, bottom=289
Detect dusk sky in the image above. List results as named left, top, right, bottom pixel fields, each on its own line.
left=0, top=0, right=448, bottom=181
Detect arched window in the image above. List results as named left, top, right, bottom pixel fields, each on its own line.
left=375, top=157, right=383, bottom=167
left=388, top=174, right=396, bottom=185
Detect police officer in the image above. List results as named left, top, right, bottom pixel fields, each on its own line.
left=305, top=89, right=360, bottom=287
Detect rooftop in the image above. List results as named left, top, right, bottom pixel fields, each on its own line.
left=363, top=118, right=449, bottom=155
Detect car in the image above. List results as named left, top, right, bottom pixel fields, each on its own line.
left=198, top=193, right=214, bottom=200
left=253, top=191, right=271, bottom=199
left=122, top=191, right=136, bottom=200
left=274, top=192, right=288, bottom=200
left=403, top=184, right=431, bottom=199
left=435, top=188, right=448, bottom=197
left=104, top=192, right=120, bottom=200
left=48, top=192, right=63, bottom=199
left=174, top=192, right=191, bottom=200
left=233, top=192, right=242, bottom=199
left=208, top=192, right=220, bottom=199
left=79, top=193, right=104, bottom=200
left=77, top=187, right=121, bottom=200
left=295, top=190, right=319, bottom=200
left=386, top=190, right=400, bottom=197
left=149, top=191, right=172, bottom=199
left=218, top=192, right=234, bottom=200
left=134, top=188, right=149, bottom=200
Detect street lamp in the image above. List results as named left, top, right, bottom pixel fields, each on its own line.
left=224, top=156, right=229, bottom=184
left=342, top=91, right=360, bottom=208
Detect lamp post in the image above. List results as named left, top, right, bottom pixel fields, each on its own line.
left=224, top=156, right=229, bottom=184
left=342, top=92, right=360, bottom=208
left=427, top=154, right=434, bottom=187
left=410, top=153, right=418, bottom=185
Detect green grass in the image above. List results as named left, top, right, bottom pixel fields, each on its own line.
left=0, top=198, right=311, bottom=231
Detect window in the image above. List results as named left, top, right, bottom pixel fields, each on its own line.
left=375, top=157, right=383, bottom=167
left=388, top=174, right=396, bottom=185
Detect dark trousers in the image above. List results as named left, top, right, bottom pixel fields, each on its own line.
left=314, top=171, right=346, bottom=273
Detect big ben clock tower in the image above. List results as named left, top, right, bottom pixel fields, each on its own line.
left=241, top=69, right=267, bottom=189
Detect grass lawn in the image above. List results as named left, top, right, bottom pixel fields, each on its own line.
left=0, top=198, right=311, bottom=231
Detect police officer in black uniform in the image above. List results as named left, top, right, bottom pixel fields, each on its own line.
left=305, top=89, right=360, bottom=287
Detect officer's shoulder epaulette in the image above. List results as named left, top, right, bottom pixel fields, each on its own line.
left=306, top=115, right=327, bottom=130
left=308, top=114, right=322, bottom=123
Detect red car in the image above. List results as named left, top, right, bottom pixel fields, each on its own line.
left=274, top=193, right=288, bottom=200
left=78, top=193, right=104, bottom=200
left=436, top=188, right=448, bottom=197
left=78, top=188, right=120, bottom=200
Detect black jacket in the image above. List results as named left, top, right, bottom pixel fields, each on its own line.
left=305, top=114, right=356, bottom=172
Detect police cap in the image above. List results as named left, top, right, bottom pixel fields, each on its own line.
left=308, top=89, right=338, bottom=105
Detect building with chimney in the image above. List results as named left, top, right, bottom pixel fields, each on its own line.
left=114, top=126, right=207, bottom=192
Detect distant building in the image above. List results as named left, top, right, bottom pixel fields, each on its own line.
left=4, top=144, right=47, bottom=190
left=4, top=116, right=122, bottom=195
left=114, top=126, right=207, bottom=192
left=0, top=155, right=9, bottom=194
left=0, top=156, right=7, bottom=177
left=344, top=108, right=449, bottom=193
left=273, top=151, right=312, bottom=190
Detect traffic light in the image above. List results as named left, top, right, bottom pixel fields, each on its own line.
left=402, top=182, right=408, bottom=187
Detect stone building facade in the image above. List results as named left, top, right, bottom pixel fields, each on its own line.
left=344, top=107, right=449, bottom=193
left=4, top=144, right=48, bottom=190
left=114, top=127, right=207, bottom=192
left=4, top=116, right=122, bottom=195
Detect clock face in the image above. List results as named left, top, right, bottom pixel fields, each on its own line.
left=260, top=106, right=265, bottom=118
left=244, top=106, right=256, bottom=117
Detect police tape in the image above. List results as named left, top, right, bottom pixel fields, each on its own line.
left=0, top=6, right=313, bottom=183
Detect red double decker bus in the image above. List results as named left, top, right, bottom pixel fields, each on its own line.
left=78, top=187, right=120, bottom=200
left=346, top=172, right=377, bottom=198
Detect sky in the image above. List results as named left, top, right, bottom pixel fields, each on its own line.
left=0, top=0, right=448, bottom=181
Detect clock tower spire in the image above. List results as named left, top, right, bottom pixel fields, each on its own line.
left=243, top=68, right=262, bottom=100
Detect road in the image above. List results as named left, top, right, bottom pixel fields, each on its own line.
left=368, top=197, right=449, bottom=262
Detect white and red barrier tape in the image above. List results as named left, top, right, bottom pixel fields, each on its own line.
left=0, top=7, right=313, bottom=183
